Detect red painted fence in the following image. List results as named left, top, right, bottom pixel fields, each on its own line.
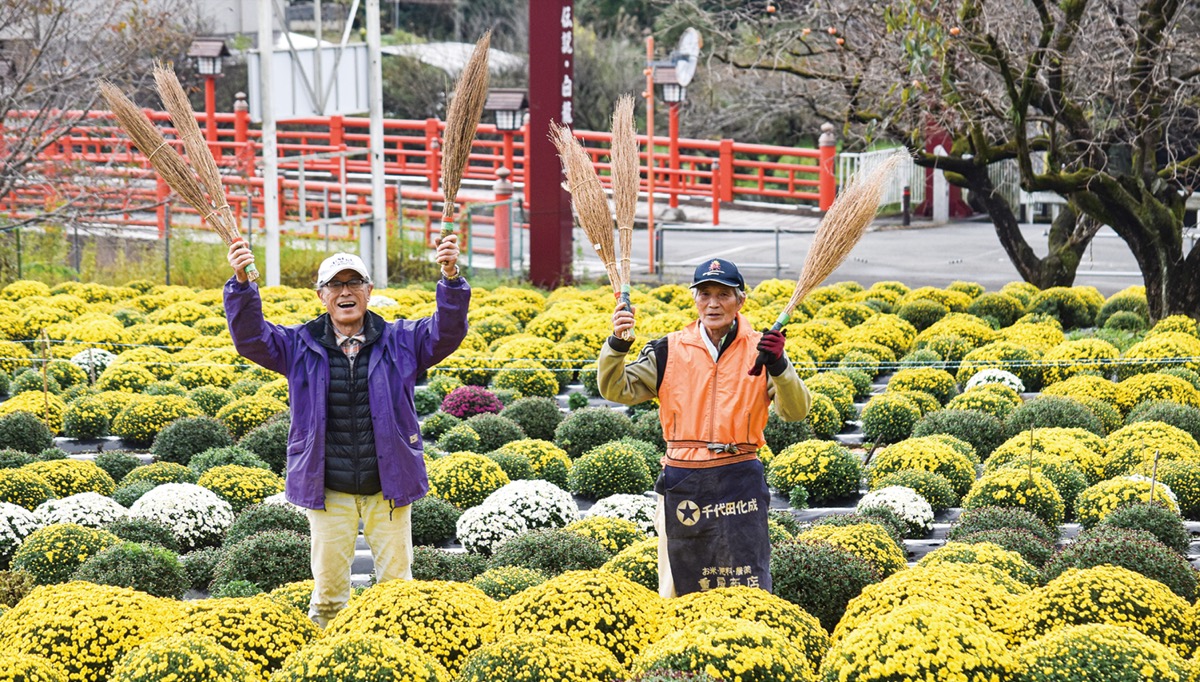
left=1, top=98, right=838, bottom=248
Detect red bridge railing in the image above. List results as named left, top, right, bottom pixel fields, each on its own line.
left=1, top=99, right=837, bottom=247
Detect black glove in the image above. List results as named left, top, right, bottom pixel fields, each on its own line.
left=749, top=329, right=787, bottom=376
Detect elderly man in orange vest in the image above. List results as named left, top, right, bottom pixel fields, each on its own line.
left=598, top=258, right=810, bottom=598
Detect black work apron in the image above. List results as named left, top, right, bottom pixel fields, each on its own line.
left=658, top=459, right=773, bottom=595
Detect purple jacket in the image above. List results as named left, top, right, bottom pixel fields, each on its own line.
left=223, top=276, right=470, bottom=510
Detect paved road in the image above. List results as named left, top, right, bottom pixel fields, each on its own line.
left=570, top=203, right=1149, bottom=296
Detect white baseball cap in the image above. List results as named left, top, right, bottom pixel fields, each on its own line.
left=316, top=253, right=371, bottom=287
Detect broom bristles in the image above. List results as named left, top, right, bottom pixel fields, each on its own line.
left=611, top=95, right=638, bottom=286
left=101, top=79, right=260, bottom=281
left=99, top=81, right=210, bottom=218
left=439, top=30, right=492, bottom=230
left=784, top=151, right=907, bottom=315
left=551, top=123, right=620, bottom=294
left=153, top=63, right=239, bottom=245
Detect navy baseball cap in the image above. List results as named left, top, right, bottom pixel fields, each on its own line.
left=689, top=258, right=745, bottom=290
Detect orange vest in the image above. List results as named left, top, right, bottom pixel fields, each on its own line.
left=658, top=313, right=771, bottom=468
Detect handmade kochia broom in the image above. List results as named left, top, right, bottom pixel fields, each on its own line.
left=150, top=63, right=259, bottom=281
left=550, top=123, right=621, bottom=296
left=610, top=95, right=639, bottom=340
left=98, top=80, right=260, bottom=281
left=439, top=31, right=492, bottom=243
left=750, top=151, right=907, bottom=374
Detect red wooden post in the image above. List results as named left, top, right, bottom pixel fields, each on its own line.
left=818, top=122, right=837, bottom=211
left=718, top=139, right=734, bottom=203
left=494, top=168, right=513, bottom=271
left=425, top=118, right=441, bottom=192
left=668, top=102, right=681, bottom=209
left=205, top=75, right=217, bottom=146
left=711, top=160, right=721, bottom=226
left=330, top=115, right=345, bottom=147
left=502, top=131, right=515, bottom=176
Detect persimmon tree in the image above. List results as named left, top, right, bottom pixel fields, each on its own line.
left=660, top=0, right=1200, bottom=319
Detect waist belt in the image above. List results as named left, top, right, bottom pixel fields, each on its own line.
left=667, top=440, right=759, bottom=456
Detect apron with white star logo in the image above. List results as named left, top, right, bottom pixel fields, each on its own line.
left=659, top=459, right=773, bottom=595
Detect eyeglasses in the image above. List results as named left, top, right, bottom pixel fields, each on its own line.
left=322, top=278, right=368, bottom=292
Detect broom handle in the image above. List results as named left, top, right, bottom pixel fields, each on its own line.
left=219, top=207, right=259, bottom=282
left=231, top=238, right=260, bottom=281
left=618, top=284, right=633, bottom=341
left=751, top=311, right=792, bottom=375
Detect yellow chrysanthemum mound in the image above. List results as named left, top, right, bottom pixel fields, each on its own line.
left=110, top=634, right=254, bottom=682
left=1104, top=422, right=1200, bottom=479
left=170, top=596, right=317, bottom=681
left=325, top=580, right=497, bottom=675
left=111, top=395, right=202, bottom=446
left=820, top=602, right=1014, bottom=682
left=499, top=569, right=663, bottom=667
left=917, top=541, right=1041, bottom=587
left=427, top=453, right=510, bottom=509
left=962, top=468, right=1066, bottom=528
left=1041, top=338, right=1121, bottom=385
left=659, top=586, right=828, bottom=674
left=1012, top=623, right=1190, bottom=682
left=265, top=580, right=315, bottom=614
left=600, top=537, right=658, bottom=593
left=1004, top=565, right=1197, bottom=657
left=456, top=632, right=623, bottom=682
left=197, top=465, right=284, bottom=514
left=1073, top=477, right=1180, bottom=528
left=270, top=633, right=448, bottom=682
left=563, top=516, right=646, bottom=554
left=0, top=652, right=65, bottom=682
left=798, top=523, right=908, bottom=578
left=1041, top=373, right=1121, bottom=408
left=831, top=562, right=1028, bottom=645
left=0, top=581, right=178, bottom=682
left=632, top=617, right=815, bottom=682
left=869, top=436, right=976, bottom=497
left=22, top=459, right=115, bottom=497
left=986, top=428, right=1107, bottom=485
left=0, top=393, right=66, bottom=433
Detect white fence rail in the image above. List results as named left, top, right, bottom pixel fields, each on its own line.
left=837, top=148, right=925, bottom=207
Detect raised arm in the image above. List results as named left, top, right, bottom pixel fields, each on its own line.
left=223, top=242, right=290, bottom=374
left=597, top=301, right=662, bottom=405
left=414, top=234, right=471, bottom=371
left=765, top=359, right=810, bottom=422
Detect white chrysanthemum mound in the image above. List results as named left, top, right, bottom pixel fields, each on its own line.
left=0, top=502, right=39, bottom=564
left=456, top=479, right=580, bottom=555
left=261, top=492, right=303, bottom=509
left=964, top=368, right=1025, bottom=393
left=857, top=485, right=934, bottom=537
left=587, top=493, right=656, bottom=536
left=70, top=348, right=117, bottom=376
left=368, top=294, right=398, bottom=308
left=33, top=492, right=126, bottom=529
left=128, top=482, right=234, bottom=551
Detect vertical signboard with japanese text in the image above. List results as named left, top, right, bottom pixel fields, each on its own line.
left=528, top=0, right=574, bottom=287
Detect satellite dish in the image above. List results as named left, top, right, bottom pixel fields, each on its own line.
left=672, top=27, right=702, bottom=87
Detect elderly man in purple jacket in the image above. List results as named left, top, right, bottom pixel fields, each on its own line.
left=224, top=237, right=469, bottom=627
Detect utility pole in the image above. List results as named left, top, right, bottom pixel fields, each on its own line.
left=365, top=0, right=387, bottom=285
left=258, top=0, right=281, bottom=286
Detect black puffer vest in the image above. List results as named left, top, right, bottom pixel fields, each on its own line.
left=312, top=314, right=382, bottom=495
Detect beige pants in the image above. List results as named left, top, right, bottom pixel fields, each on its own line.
left=654, top=493, right=676, bottom=599
left=305, top=489, right=413, bottom=628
